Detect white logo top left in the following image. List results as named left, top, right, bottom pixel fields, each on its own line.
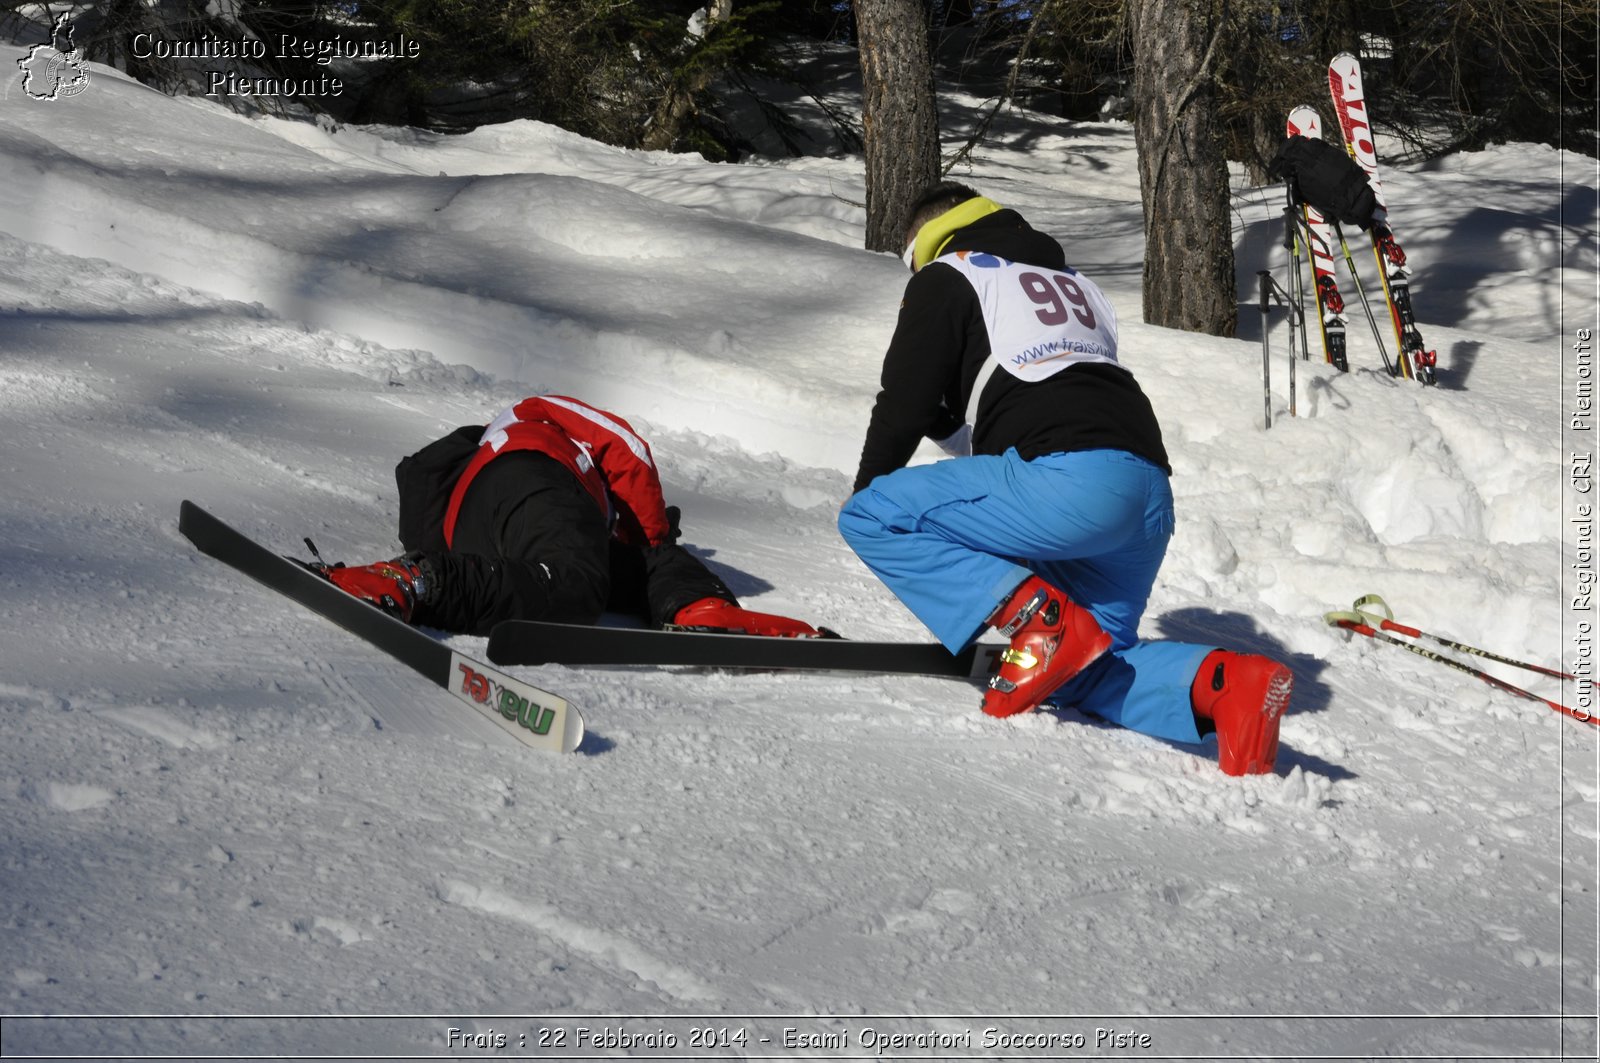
left=17, top=14, right=91, bottom=101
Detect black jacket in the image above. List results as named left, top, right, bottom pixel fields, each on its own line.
left=394, top=438, right=733, bottom=636
left=852, top=210, right=1170, bottom=493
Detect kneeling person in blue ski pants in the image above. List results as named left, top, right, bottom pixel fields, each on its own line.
left=839, top=183, right=1292, bottom=775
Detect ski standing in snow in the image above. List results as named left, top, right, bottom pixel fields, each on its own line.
left=838, top=183, right=1294, bottom=775
left=1326, top=51, right=1439, bottom=385
left=1277, top=106, right=1353, bottom=373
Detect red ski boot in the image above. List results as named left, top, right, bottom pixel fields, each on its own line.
left=981, top=576, right=1112, bottom=718
left=321, top=557, right=427, bottom=624
left=1192, top=650, right=1293, bottom=776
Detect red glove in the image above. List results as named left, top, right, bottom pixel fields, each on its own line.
left=669, top=597, right=826, bottom=638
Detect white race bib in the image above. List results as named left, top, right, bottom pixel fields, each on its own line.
left=938, top=251, right=1121, bottom=427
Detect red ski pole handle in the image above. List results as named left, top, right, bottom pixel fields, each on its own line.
left=1352, top=594, right=1576, bottom=681
left=1327, top=616, right=1595, bottom=727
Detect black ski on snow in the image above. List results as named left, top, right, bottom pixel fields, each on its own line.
left=178, top=501, right=584, bottom=753
left=487, top=619, right=1002, bottom=679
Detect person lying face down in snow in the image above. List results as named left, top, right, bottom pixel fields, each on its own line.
left=837, top=182, right=1294, bottom=776
left=318, top=393, right=823, bottom=640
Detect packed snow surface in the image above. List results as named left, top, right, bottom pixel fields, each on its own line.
left=0, top=46, right=1595, bottom=1061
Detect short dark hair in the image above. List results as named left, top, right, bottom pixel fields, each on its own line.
left=903, top=182, right=981, bottom=244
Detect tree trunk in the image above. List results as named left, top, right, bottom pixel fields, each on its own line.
left=642, top=0, right=734, bottom=152
left=854, top=0, right=941, bottom=252
left=1128, top=0, right=1236, bottom=336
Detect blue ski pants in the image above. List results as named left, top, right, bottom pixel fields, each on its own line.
left=838, top=448, right=1212, bottom=743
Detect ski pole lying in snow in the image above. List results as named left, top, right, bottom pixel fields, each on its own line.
left=1324, top=594, right=1592, bottom=726
left=1347, top=594, right=1575, bottom=680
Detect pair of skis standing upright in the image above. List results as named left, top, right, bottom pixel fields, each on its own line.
left=1280, top=51, right=1437, bottom=387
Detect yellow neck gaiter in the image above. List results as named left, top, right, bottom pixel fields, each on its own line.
left=909, top=197, right=1004, bottom=271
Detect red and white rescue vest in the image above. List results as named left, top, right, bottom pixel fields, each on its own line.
left=442, top=395, right=672, bottom=549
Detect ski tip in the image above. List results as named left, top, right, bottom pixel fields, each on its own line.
left=450, top=651, right=585, bottom=754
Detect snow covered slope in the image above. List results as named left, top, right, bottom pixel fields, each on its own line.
left=1, top=45, right=1595, bottom=1059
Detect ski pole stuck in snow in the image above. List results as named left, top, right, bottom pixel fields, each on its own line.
left=1257, top=268, right=1303, bottom=426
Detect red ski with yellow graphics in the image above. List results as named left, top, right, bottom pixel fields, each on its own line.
left=1285, top=105, right=1349, bottom=372
left=1327, top=51, right=1438, bottom=385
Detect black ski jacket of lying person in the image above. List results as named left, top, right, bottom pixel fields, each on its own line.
left=392, top=426, right=733, bottom=637
left=852, top=209, right=1170, bottom=494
